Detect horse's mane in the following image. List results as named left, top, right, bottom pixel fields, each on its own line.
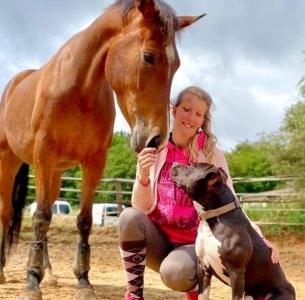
left=112, top=0, right=179, bottom=41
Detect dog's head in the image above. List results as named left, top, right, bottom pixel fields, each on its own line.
left=170, top=162, right=228, bottom=205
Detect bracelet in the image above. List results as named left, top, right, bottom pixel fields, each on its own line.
left=138, top=176, right=150, bottom=187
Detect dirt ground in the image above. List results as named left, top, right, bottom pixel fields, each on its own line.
left=1, top=216, right=304, bottom=300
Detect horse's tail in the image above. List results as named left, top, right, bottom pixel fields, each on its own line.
left=7, top=163, right=29, bottom=253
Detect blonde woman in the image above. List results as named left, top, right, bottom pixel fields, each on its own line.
left=118, top=86, right=278, bottom=300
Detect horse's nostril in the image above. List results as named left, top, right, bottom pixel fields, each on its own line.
left=146, top=135, right=161, bottom=148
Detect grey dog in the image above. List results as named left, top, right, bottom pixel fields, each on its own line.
left=171, top=162, right=295, bottom=300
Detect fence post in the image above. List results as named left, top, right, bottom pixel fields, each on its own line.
left=115, top=179, right=123, bottom=214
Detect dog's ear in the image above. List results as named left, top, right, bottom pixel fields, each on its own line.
left=206, top=173, right=220, bottom=187
left=219, top=167, right=228, bottom=183
left=205, top=168, right=229, bottom=191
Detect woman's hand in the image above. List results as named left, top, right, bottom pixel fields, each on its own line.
left=137, top=147, right=157, bottom=183
left=263, top=237, right=280, bottom=264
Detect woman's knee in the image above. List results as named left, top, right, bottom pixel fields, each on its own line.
left=118, top=207, right=147, bottom=241
left=159, top=252, right=197, bottom=292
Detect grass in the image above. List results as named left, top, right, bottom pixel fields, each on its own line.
left=244, top=199, right=305, bottom=235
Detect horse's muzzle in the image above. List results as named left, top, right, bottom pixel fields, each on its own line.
left=146, top=135, right=161, bottom=148
left=131, top=130, right=167, bottom=153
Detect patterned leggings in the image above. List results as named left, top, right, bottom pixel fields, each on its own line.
left=118, top=207, right=199, bottom=292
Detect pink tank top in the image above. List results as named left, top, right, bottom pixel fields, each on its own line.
left=149, top=133, right=205, bottom=244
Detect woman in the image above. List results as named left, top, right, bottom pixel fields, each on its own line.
left=118, top=86, right=278, bottom=300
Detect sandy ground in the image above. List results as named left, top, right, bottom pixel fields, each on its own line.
left=1, top=216, right=304, bottom=300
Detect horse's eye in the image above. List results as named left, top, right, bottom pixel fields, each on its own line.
left=143, top=52, right=154, bottom=65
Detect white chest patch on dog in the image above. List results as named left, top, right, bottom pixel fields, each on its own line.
left=196, top=221, right=230, bottom=285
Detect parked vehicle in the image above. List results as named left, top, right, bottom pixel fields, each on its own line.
left=29, top=200, right=72, bottom=216
left=92, top=203, right=125, bottom=226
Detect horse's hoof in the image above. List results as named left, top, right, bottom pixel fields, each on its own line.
left=74, top=286, right=96, bottom=300
left=18, top=289, right=42, bottom=300
left=0, top=272, right=5, bottom=284
left=43, top=275, right=58, bottom=286
left=43, top=271, right=58, bottom=286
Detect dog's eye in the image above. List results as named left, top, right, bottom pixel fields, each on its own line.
left=143, top=52, right=155, bottom=65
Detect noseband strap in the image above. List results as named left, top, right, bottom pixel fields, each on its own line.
left=197, top=198, right=241, bottom=220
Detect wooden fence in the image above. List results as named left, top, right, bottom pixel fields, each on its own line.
left=232, top=176, right=305, bottom=227
left=27, top=175, right=305, bottom=227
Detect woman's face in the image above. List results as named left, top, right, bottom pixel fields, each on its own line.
left=172, top=93, right=208, bottom=138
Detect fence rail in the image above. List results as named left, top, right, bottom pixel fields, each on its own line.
left=27, top=175, right=305, bottom=227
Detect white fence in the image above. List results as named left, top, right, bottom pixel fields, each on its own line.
left=27, top=175, right=305, bottom=227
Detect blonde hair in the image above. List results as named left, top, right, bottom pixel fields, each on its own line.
left=172, top=86, right=217, bottom=163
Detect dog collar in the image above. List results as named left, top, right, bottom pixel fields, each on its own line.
left=197, top=198, right=241, bottom=220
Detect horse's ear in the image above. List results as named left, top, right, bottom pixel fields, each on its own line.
left=177, top=14, right=206, bottom=30
left=135, top=0, right=157, bottom=19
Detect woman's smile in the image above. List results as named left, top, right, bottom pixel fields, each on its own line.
left=182, top=122, right=194, bottom=128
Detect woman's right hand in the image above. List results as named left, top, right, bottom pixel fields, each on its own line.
left=137, top=147, right=157, bottom=182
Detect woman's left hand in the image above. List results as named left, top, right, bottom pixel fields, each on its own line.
left=263, top=237, right=280, bottom=264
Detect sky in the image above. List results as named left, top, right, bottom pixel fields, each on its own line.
left=1, top=0, right=304, bottom=151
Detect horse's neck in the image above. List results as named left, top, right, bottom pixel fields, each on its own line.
left=54, top=8, right=121, bottom=96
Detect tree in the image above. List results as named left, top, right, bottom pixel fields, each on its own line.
left=98, top=131, right=137, bottom=202
left=272, top=100, right=305, bottom=184
left=227, top=68, right=305, bottom=191
left=103, top=131, right=137, bottom=179
left=226, top=139, right=278, bottom=193
left=265, top=65, right=305, bottom=190
left=59, top=131, right=137, bottom=203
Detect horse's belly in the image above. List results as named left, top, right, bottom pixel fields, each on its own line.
left=5, top=102, right=35, bottom=164
left=4, top=71, right=38, bottom=163
left=196, top=221, right=231, bottom=285
left=5, top=119, right=35, bottom=164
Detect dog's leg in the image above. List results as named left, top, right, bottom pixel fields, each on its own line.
left=197, top=259, right=211, bottom=300
left=271, top=282, right=296, bottom=300
left=227, top=266, right=245, bottom=300
left=198, top=272, right=211, bottom=300
left=197, top=263, right=211, bottom=300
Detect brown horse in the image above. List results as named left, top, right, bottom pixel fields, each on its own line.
left=0, top=0, right=204, bottom=299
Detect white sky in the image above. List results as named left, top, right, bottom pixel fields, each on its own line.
left=1, top=0, right=304, bottom=151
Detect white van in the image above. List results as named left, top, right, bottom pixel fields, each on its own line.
left=29, top=200, right=72, bottom=216
left=92, top=203, right=125, bottom=226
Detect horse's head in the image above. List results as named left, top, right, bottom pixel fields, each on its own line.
left=105, top=0, right=205, bottom=153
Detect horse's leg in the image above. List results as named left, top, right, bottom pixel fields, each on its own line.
left=42, top=171, right=62, bottom=286
left=19, top=156, right=57, bottom=300
left=0, top=149, right=22, bottom=284
left=42, top=237, right=58, bottom=286
left=73, top=155, right=106, bottom=300
left=42, top=239, right=54, bottom=284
